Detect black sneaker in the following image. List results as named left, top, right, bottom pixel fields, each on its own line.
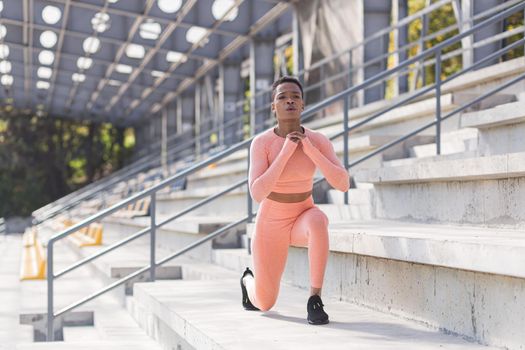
left=240, top=267, right=259, bottom=311
left=307, top=295, right=329, bottom=325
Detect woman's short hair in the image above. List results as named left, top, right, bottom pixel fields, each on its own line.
left=271, top=76, right=303, bottom=100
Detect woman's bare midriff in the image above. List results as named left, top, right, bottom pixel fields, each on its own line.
left=267, top=191, right=312, bottom=203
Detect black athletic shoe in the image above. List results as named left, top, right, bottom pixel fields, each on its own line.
left=240, top=267, right=259, bottom=311
left=307, top=295, right=329, bottom=325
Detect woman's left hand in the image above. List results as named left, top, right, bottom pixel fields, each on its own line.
left=286, top=131, right=306, bottom=143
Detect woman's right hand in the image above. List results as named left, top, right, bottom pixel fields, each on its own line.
left=286, top=131, right=306, bottom=143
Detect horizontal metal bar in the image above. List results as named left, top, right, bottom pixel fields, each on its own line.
left=301, top=1, right=525, bottom=119
left=54, top=264, right=151, bottom=318
left=156, top=179, right=248, bottom=229
left=346, top=71, right=525, bottom=169
left=54, top=227, right=150, bottom=278
left=48, top=138, right=252, bottom=244
left=156, top=217, right=249, bottom=266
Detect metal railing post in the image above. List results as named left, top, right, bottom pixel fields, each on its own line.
left=150, top=193, right=156, bottom=282
left=247, top=150, right=253, bottom=222
left=46, top=242, right=54, bottom=341
left=343, top=95, right=350, bottom=205
left=435, top=50, right=442, bottom=155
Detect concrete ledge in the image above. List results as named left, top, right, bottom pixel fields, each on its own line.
left=131, top=279, right=492, bottom=350
left=328, top=220, right=525, bottom=279
left=461, top=101, right=525, bottom=129
left=355, top=152, right=525, bottom=184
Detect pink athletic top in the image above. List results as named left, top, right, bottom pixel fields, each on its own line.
left=249, top=127, right=350, bottom=203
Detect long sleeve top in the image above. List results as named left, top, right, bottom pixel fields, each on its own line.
left=248, top=127, right=350, bottom=203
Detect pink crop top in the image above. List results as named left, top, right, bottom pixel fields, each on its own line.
left=248, top=127, right=350, bottom=203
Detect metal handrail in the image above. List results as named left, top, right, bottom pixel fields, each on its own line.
left=45, top=1, right=525, bottom=341
left=35, top=0, right=521, bottom=223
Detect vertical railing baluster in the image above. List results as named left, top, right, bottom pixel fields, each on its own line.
left=247, top=150, right=253, bottom=223
left=150, top=193, right=156, bottom=282
left=343, top=95, right=350, bottom=205
left=435, top=50, right=442, bottom=155
left=47, top=242, right=54, bottom=341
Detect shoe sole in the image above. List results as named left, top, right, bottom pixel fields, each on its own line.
left=308, top=319, right=329, bottom=325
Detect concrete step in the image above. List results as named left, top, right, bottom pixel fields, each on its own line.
left=16, top=340, right=161, bottom=350
left=410, top=128, right=479, bottom=158
left=156, top=186, right=252, bottom=217
left=0, top=235, right=35, bottom=348
left=239, top=218, right=525, bottom=349
left=461, top=101, right=525, bottom=156
left=130, top=279, right=495, bottom=350
left=354, top=151, right=525, bottom=226
left=212, top=248, right=252, bottom=273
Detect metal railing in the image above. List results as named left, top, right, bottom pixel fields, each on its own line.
left=33, top=0, right=523, bottom=226
left=45, top=1, right=525, bottom=341
left=0, top=217, right=5, bottom=235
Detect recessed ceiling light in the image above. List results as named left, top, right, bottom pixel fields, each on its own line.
left=0, top=74, right=13, bottom=86
left=77, top=57, right=93, bottom=70
left=72, top=73, right=86, bottom=83
left=108, top=0, right=119, bottom=3
left=0, top=24, right=6, bottom=40
left=36, top=81, right=50, bottom=89
left=37, top=66, right=53, bottom=79
left=42, top=5, right=62, bottom=25
left=92, top=12, right=111, bottom=33
left=0, top=44, right=9, bottom=59
left=139, top=20, right=161, bottom=40
left=212, top=0, right=238, bottom=22
left=151, top=70, right=165, bottom=78
left=108, top=79, right=122, bottom=86
left=0, top=60, right=12, bottom=74
left=115, top=64, right=132, bottom=74
left=125, top=44, right=145, bottom=59
left=186, top=26, right=208, bottom=45
left=38, top=50, right=55, bottom=65
left=0, top=1, right=4, bottom=14
left=166, top=51, right=187, bottom=63
left=157, top=0, right=182, bottom=13
left=83, top=37, right=101, bottom=54
left=40, top=30, right=58, bottom=48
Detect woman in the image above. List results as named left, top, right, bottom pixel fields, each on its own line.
left=240, top=76, right=350, bottom=325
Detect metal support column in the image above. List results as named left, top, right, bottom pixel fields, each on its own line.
left=250, top=37, right=275, bottom=136
left=220, top=61, right=243, bottom=146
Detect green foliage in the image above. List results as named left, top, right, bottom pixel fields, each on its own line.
left=0, top=113, right=134, bottom=217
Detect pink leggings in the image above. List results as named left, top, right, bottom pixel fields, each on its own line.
left=246, top=196, right=329, bottom=311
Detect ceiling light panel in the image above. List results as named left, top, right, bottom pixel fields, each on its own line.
left=83, top=37, right=101, bottom=54
left=92, top=12, right=111, bottom=33
left=126, top=44, right=145, bottom=59
left=0, top=24, right=6, bottom=40
left=0, top=44, right=9, bottom=59
left=115, top=64, right=132, bottom=74
left=157, top=0, right=182, bottom=14
left=1, top=74, right=13, bottom=86
left=37, top=66, right=53, bottom=79
left=0, top=60, right=11, bottom=74
left=212, top=0, right=239, bottom=21
left=139, top=20, right=162, bottom=40
left=42, top=6, right=62, bottom=25
left=38, top=50, right=55, bottom=65
left=77, top=57, right=93, bottom=70
left=186, top=26, right=209, bottom=45
left=40, top=31, right=58, bottom=48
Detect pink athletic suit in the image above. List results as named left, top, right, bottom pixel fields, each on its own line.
left=247, top=126, right=349, bottom=311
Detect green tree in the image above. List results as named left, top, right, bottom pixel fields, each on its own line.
left=0, top=112, right=134, bottom=217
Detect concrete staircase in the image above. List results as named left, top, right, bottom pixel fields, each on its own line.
left=15, top=57, right=525, bottom=349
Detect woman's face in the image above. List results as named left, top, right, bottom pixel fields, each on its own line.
left=271, top=82, right=304, bottom=122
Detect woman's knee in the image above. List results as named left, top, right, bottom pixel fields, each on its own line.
left=306, top=209, right=329, bottom=231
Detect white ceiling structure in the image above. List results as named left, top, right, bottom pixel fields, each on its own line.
left=0, top=0, right=292, bottom=125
